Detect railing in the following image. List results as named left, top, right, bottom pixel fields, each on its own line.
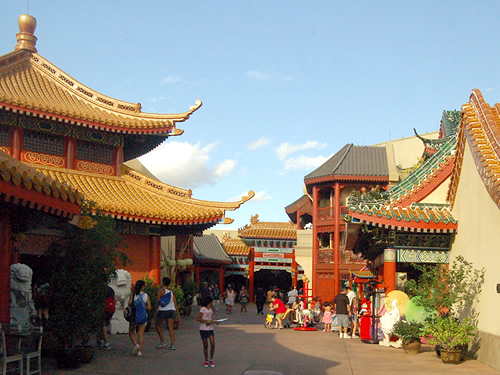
left=317, top=248, right=365, bottom=264
left=317, top=206, right=348, bottom=220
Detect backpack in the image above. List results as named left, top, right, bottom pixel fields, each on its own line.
left=105, top=296, right=115, bottom=314
left=134, top=293, right=148, bottom=324
left=123, top=303, right=135, bottom=323
left=159, top=290, right=172, bottom=307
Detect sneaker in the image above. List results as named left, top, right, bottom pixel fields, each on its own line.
left=340, top=333, right=344, bottom=338
left=132, top=344, right=140, bottom=355
left=137, top=351, right=142, bottom=356
left=344, top=334, right=351, bottom=339
left=352, top=334, right=359, bottom=338
left=156, top=342, right=167, bottom=349
left=209, top=360, right=215, bottom=368
left=168, top=345, right=176, bottom=350
left=203, top=361, right=209, bottom=368
left=103, top=343, right=111, bottom=350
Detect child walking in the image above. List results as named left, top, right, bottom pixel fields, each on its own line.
left=322, top=302, right=333, bottom=332
left=196, top=296, right=218, bottom=368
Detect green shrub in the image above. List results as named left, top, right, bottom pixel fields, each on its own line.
left=424, top=315, right=475, bottom=351
left=392, top=320, right=424, bottom=344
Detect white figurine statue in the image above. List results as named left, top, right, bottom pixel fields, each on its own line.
left=10, top=263, right=35, bottom=326
left=108, top=269, right=132, bottom=334
left=379, top=299, right=402, bottom=348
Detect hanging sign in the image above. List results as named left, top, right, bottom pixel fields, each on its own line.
left=254, top=257, right=293, bottom=263
left=253, top=247, right=293, bottom=254
left=255, top=265, right=293, bottom=271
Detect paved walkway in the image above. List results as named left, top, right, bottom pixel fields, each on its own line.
left=43, top=304, right=499, bottom=375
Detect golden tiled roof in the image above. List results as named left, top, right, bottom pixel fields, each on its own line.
left=33, top=164, right=254, bottom=225
left=221, top=235, right=251, bottom=256
left=448, top=89, right=500, bottom=209
left=0, top=150, right=83, bottom=215
left=0, top=16, right=201, bottom=135
left=238, top=214, right=297, bottom=240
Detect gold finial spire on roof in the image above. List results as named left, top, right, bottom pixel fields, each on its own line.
left=15, top=14, right=38, bottom=53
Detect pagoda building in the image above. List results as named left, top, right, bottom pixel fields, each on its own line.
left=0, top=14, right=253, bottom=322
left=236, top=215, right=299, bottom=301
left=343, top=111, right=460, bottom=294
left=219, top=232, right=251, bottom=292
left=303, top=145, right=389, bottom=300
left=193, top=234, right=232, bottom=291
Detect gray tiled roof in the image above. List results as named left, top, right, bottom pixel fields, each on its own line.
left=193, top=234, right=232, bottom=263
left=304, top=144, right=389, bottom=181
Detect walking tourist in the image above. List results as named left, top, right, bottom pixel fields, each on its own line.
left=255, top=287, right=266, bottom=315
left=287, top=286, right=298, bottom=308
left=347, top=287, right=357, bottom=304
left=196, top=296, right=218, bottom=368
left=212, top=283, right=221, bottom=313
left=239, top=286, right=249, bottom=313
left=333, top=288, right=352, bottom=338
left=128, top=280, right=151, bottom=356
left=200, top=281, right=211, bottom=301
left=155, top=277, right=178, bottom=350
left=98, top=284, right=115, bottom=350
left=350, top=296, right=360, bottom=338
left=224, top=284, right=236, bottom=314
left=322, top=301, right=333, bottom=332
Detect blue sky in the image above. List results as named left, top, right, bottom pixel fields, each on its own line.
left=1, top=2, right=499, bottom=230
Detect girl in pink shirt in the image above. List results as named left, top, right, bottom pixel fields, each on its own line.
left=196, top=296, right=218, bottom=368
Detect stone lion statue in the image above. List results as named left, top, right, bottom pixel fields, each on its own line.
left=10, top=263, right=35, bottom=325
left=108, top=269, right=132, bottom=334
left=10, top=263, right=33, bottom=308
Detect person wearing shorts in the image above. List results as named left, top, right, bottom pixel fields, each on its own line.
left=270, top=296, right=290, bottom=329
left=333, top=288, right=352, bottom=338
left=155, top=277, right=178, bottom=350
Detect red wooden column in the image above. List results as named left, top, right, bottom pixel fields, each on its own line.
left=148, top=236, right=161, bottom=284
left=219, top=265, right=224, bottom=293
left=66, top=138, right=76, bottom=169
left=312, top=186, right=319, bottom=295
left=114, top=146, right=124, bottom=176
left=195, top=265, right=200, bottom=286
left=249, top=247, right=255, bottom=301
left=296, top=209, right=301, bottom=229
left=11, top=127, right=22, bottom=160
left=292, top=259, right=298, bottom=288
left=383, top=249, right=397, bottom=294
left=0, top=215, right=12, bottom=324
left=333, top=182, right=341, bottom=297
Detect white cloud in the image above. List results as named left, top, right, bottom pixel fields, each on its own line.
left=246, top=70, right=272, bottom=80
left=160, top=75, right=183, bottom=84
left=275, top=141, right=328, bottom=160
left=214, top=160, right=236, bottom=177
left=281, top=155, right=330, bottom=173
left=229, top=190, right=271, bottom=202
left=248, top=137, right=271, bottom=150
left=139, top=141, right=234, bottom=188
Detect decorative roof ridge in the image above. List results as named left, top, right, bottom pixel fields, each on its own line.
left=447, top=89, right=500, bottom=209
left=33, top=163, right=255, bottom=210
left=7, top=52, right=203, bottom=122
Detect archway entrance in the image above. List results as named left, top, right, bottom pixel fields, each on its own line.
left=254, top=270, right=291, bottom=292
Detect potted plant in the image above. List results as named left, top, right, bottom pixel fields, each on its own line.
left=406, top=256, right=485, bottom=363
left=424, top=316, right=475, bottom=363
left=46, top=201, right=128, bottom=368
left=392, top=320, right=424, bottom=353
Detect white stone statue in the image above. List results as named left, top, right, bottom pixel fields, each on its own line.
left=108, top=269, right=132, bottom=334
left=379, top=299, right=402, bottom=348
left=10, top=263, right=35, bottom=326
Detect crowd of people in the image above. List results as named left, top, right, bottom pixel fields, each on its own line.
left=100, top=280, right=366, bottom=368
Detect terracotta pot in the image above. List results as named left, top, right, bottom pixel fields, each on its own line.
left=440, top=349, right=462, bottom=364
left=77, top=345, right=94, bottom=364
left=402, top=340, right=421, bottom=354
left=55, top=348, right=81, bottom=369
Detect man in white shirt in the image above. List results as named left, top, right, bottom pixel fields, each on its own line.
left=347, top=287, right=357, bottom=304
